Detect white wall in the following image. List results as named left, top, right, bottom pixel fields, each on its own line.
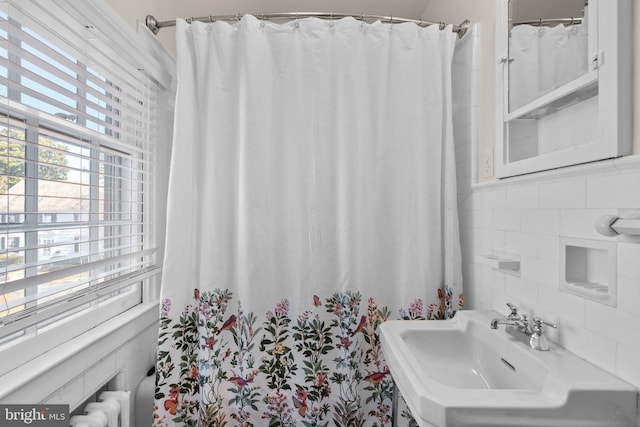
left=450, top=5, right=640, bottom=392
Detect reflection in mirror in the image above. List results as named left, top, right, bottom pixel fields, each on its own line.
left=508, top=0, right=589, bottom=112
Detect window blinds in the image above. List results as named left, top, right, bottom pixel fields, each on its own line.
left=0, top=1, right=171, bottom=340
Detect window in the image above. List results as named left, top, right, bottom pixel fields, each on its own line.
left=0, top=1, right=172, bottom=368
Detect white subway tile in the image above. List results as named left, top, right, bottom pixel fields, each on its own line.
left=585, top=301, right=640, bottom=352
left=537, top=235, right=560, bottom=262
left=472, top=209, right=492, bottom=229
left=618, top=242, right=640, bottom=280
left=505, top=232, right=539, bottom=258
left=487, top=266, right=507, bottom=292
left=506, top=185, right=539, bottom=210
left=616, top=344, right=640, bottom=388
left=488, top=230, right=506, bottom=252
left=555, top=320, right=616, bottom=375
left=473, top=228, right=494, bottom=251
left=539, top=179, right=586, bottom=208
left=521, top=209, right=560, bottom=236
left=586, top=172, right=640, bottom=208
left=617, top=276, right=640, bottom=318
left=493, top=209, right=520, bottom=232
left=483, top=189, right=506, bottom=210
left=538, top=286, right=586, bottom=326
left=489, top=292, right=503, bottom=313
left=521, top=257, right=559, bottom=288
left=476, top=293, right=491, bottom=310
left=475, top=263, right=505, bottom=295
left=471, top=267, right=492, bottom=309
left=560, top=208, right=613, bottom=240
left=468, top=192, right=484, bottom=211
left=504, top=275, right=538, bottom=304
left=491, top=290, right=517, bottom=315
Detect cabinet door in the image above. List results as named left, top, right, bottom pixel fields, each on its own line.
left=495, top=0, right=631, bottom=178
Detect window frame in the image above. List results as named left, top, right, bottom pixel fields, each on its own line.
left=0, top=1, right=171, bottom=375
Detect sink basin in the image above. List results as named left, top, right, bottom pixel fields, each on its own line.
left=379, top=310, right=638, bottom=427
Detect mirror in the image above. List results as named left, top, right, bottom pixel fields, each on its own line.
left=508, top=0, right=589, bottom=112
left=495, top=0, right=632, bottom=178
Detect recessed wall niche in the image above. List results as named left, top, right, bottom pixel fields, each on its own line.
left=560, top=237, right=617, bottom=307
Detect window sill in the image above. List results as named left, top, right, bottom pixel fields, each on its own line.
left=0, top=301, right=159, bottom=403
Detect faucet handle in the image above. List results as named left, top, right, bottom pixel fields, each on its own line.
left=530, top=318, right=557, bottom=351
left=532, top=317, right=557, bottom=333
left=506, top=302, right=520, bottom=320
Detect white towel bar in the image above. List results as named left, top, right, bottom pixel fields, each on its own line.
left=594, top=213, right=640, bottom=237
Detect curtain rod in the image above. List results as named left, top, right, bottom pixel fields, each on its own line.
left=145, top=13, right=471, bottom=38
left=511, top=17, right=583, bottom=27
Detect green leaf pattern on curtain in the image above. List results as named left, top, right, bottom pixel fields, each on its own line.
left=153, top=289, right=463, bottom=426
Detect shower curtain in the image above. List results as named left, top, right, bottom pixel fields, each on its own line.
left=154, top=15, right=463, bottom=427
left=509, top=20, right=588, bottom=110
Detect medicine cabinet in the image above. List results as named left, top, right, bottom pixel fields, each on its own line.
left=495, top=0, right=632, bottom=178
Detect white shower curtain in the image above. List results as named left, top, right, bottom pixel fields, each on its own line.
left=509, top=21, right=588, bottom=110
left=154, top=15, right=462, bottom=427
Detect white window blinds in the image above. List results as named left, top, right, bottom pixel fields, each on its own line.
left=0, top=1, right=172, bottom=342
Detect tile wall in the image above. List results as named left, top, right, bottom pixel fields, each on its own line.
left=453, top=24, right=640, bottom=390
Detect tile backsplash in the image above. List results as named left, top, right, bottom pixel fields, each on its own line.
left=453, top=24, right=640, bottom=389
left=461, top=170, right=640, bottom=389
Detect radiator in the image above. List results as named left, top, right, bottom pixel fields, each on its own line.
left=68, top=391, right=131, bottom=427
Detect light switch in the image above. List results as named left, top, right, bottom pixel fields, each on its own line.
left=480, top=146, right=494, bottom=179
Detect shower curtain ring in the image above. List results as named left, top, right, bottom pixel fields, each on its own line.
left=439, top=21, right=445, bottom=30
left=209, top=15, right=214, bottom=23
left=236, top=13, right=241, bottom=22
left=538, top=18, right=542, bottom=26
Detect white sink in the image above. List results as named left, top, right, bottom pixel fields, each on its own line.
left=379, top=310, right=638, bottom=427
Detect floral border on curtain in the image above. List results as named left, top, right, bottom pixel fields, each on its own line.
left=153, top=288, right=463, bottom=426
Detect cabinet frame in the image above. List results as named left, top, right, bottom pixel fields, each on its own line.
left=494, top=0, right=632, bottom=178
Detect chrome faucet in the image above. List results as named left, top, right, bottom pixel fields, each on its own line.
left=490, top=303, right=558, bottom=351
left=490, top=303, right=531, bottom=335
